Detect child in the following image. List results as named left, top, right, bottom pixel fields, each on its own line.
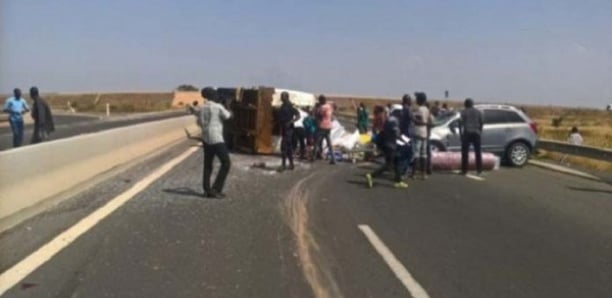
left=303, top=107, right=317, bottom=158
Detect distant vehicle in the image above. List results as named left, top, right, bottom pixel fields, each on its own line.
left=430, top=104, right=538, bottom=167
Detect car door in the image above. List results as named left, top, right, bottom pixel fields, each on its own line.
left=481, top=109, right=509, bottom=153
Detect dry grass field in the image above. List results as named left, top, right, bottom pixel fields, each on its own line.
left=1, top=92, right=174, bottom=113
left=525, top=106, right=611, bottom=172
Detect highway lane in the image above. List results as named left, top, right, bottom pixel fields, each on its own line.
left=0, top=114, right=97, bottom=135
left=0, top=111, right=186, bottom=151
left=307, top=165, right=612, bottom=297
left=1, top=141, right=611, bottom=297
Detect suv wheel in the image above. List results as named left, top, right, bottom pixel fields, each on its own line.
left=506, top=142, right=530, bottom=167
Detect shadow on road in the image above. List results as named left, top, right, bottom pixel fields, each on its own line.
left=567, top=186, right=612, bottom=195
left=162, top=187, right=208, bottom=199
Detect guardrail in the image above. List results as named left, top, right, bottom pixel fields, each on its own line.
left=537, top=139, right=612, bottom=162
left=335, top=112, right=611, bottom=162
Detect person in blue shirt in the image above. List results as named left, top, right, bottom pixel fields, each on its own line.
left=3, top=88, right=30, bottom=148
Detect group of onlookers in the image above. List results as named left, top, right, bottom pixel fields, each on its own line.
left=3, top=87, right=54, bottom=148
left=276, top=93, right=337, bottom=171
left=195, top=88, right=340, bottom=198
left=365, top=93, right=434, bottom=188
left=362, top=93, right=486, bottom=188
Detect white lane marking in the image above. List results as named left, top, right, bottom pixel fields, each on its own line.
left=465, top=174, right=485, bottom=181
left=0, top=147, right=198, bottom=296
left=358, top=225, right=430, bottom=298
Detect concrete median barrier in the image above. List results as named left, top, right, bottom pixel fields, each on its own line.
left=0, top=116, right=197, bottom=229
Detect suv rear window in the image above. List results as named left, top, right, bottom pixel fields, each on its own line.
left=483, top=110, right=525, bottom=124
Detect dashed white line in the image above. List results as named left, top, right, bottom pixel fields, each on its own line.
left=465, top=174, right=485, bottom=181
left=0, top=147, right=198, bottom=296
left=358, top=225, right=430, bottom=298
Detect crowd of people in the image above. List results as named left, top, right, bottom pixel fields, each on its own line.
left=2, top=87, right=55, bottom=148
left=364, top=93, right=486, bottom=188
left=194, top=88, right=345, bottom=198
left=194, top=87, right=490, bottom=197
left=1, top=85, right=588, bottom=199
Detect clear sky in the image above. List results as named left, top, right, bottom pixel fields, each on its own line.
left=1, top=0, right=611, bottom=107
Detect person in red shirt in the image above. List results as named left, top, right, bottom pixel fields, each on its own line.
left=311, top=95, right=336, bottom=164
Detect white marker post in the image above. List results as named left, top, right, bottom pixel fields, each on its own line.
left=106, top=103, right=110, bottom=117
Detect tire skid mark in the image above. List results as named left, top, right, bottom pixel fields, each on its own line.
left=282, top=173, right=344, bottom=298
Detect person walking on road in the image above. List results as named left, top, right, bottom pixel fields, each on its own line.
left=30, top=87, right=55, bottom=144
left=312, top=95, right=336, bottom=164
left=3, top=88, right=30, bottom=148
left=459, top=98, right=484, bottom=175
left=410, top=92, right=432, bottom=180
left=277, top=92, right=300, bottom=171
left=356, top=102, right=369, bottom=134
left=366, top=105, right=408, bottom=189
left=198, top=87, right=232, bottom=198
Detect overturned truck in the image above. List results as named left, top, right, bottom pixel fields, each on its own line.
left=228, top=86, right=315, bottom=154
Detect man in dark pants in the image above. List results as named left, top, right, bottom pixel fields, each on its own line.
left=366, top=106, right=408, bottom=189
left=30, top=87, right=55, bottom=144
left=277, top=92, right=299, bottom=171
left=399, top=94, right=413, bottom=175
left=198, top=87, right=232, bottom=198
left=410, top=92, right=432, bottom=180
left=459, top=98, right=484, bottom=175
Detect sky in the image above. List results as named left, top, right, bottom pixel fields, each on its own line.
left=1, top=0, right=611, bottom=108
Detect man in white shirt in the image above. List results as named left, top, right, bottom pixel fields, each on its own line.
left=293, top=108, right=308, bottom=159
left=410, top=92, right=432, bottom=180
left=198, top=87, right=232, bottom=198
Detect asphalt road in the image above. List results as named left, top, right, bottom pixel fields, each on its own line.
left=0, top=111, right=186, bottom=151
left=1, top=141, right=611, bottom=297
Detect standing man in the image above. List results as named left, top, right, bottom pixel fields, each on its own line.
left=277, top=92, right=299, bottom=171
left=198, top=87, right=232, bottom=198
left=410, top=92, right=432, bottom=180
left=3, top=88, right=30, bottom=148
left=399, top=94, right=414, bottom=175
left=30, top=87, right=55, bottom=144
left=459, top=98, right=484, bottom=176
left=356, top=102, right=369, bottom=134
left=312, top=95, right=336, bottom=164
left=293, top=107, right=308, bottom=160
